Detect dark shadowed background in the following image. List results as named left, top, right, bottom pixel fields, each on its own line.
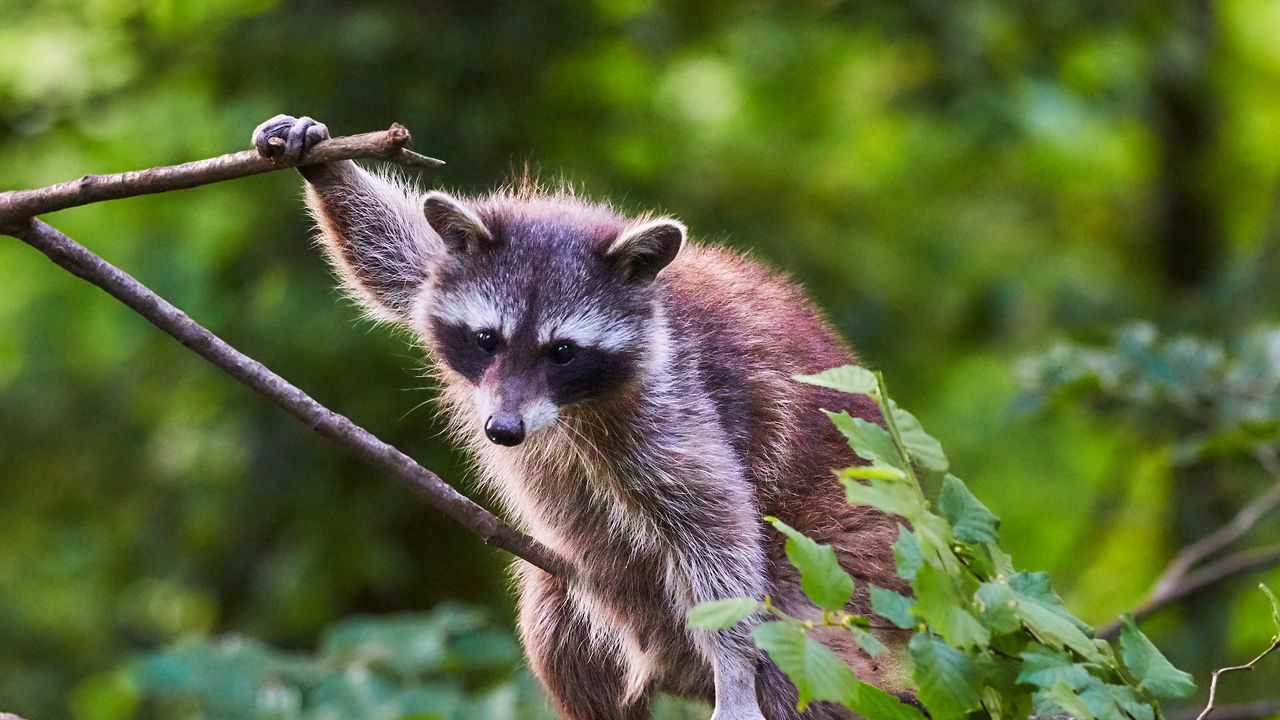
left=2, top=0, right=1279, bottom=717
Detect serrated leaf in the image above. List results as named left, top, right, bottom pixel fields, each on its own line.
left=795, top=366, right=879, bottom=396
left=909, top=633, right=982, bottom=719
left=912, top=564, right=990, bottom=649
left=974, top=581, right=1020, bottom=635
left=870, top=586, right=915, bottom=630
left=752, top=621, right=856, bottom=709
left=1107, top=682, right=1155, bottom=720
left=841, top=476, right=922, bottom=520
left=1016, top=646, right=1090, bottom=690
left=893, top=527, right=923, bottom=582
left=938, top=475, right=1000, bottom=544
left=1037, top=682, right=1093, bottom=720
left=826, top=411, right=905, bottom=470
left=1079, top=677, right=1132, bottom=720
left=1007, top=573, right=1102, bottom=662
left=1119, top=614, right=1196, bottom=699
left=686, top=598, right=758, bottom=630
left=767, top=518, right=854, bottom=612
left=889, top=401, right=949, bottom=473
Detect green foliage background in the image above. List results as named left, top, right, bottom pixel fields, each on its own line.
left=2, top=0, right=1280, bottom=717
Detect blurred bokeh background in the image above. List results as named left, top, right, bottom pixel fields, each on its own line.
left=3, top=0, right=1280, bottom=717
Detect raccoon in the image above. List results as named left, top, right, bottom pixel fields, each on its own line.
left=253, top=115, right=910, bottom=720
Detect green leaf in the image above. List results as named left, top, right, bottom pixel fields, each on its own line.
left=795, top=366, right=879, bottom=396
left=974, top=581, right=1020, bottom=635
left=841, top=475, right=922, bottom=520
left=686, top=598, right=758, bottom=630
left=1107, top=682, right=1156, bottom=720
left=849, top=625, right=888, bottom=657
left=1006, top=573, right=1102, bottom=662
left=909, top=633, right=982, bottom=719
left=938, top=475, right=1000, bottom=544
left=841, top=464, right=908, bottom=482
left=912, top=564, right=990, bottom=649
left=752, top=621, right=857, bottom=709
left=845, top=680, right=931, bottom=720
left=893, top=527, right=923, bottom=581
left=1016, top=646, right=1090, bottom=690
left=1119, top=614, right=1196, bottom=699
left=826, top=411, right=906, bottom=471
left=1037, top=682, right=1092, bottom=720
left=767, top=518, right=854, bottom=612
left=889, top=401, right=949, bottom=473
left=976, top=652, right=1034, bottom=720
left=870, top=586, right=915, bottom=629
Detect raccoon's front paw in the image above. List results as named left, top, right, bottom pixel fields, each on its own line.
left=251, top=114, right=330, bottom=164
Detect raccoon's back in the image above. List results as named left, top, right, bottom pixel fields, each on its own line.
left=659, top=243, right=882, bottom=485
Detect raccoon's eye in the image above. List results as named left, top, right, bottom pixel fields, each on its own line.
left=549, top=340, right=576, bottom=365
left=475, top=330, right=499, bottom=354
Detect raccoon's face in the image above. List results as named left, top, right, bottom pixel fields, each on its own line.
left=417, top=191, right=684, bottom=447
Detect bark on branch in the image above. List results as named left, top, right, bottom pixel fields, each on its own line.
left=0, top=128, right=570, bottom=580
left=0, top=124, right=442, bottom=228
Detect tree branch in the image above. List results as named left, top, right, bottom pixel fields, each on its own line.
left=1098, top=446, right=1280, bottom=639
left=1195, top=635, right=1280, bottom=720
left=0, top=129, right=571, bottom=580
left=0, top=124, right=442, bottom=228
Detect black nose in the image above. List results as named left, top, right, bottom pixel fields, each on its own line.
left=485, top=412, right=526, bottom=446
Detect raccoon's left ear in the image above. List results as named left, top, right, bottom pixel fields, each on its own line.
left=423, top=191, right=494, bottom=256
left=606, top=218, right=686, bottom=282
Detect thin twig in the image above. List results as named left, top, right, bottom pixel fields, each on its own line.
left=5, top=217, right=570, bottom=579
left=1195, top=637, right=1280, bottom=720
left=1098, top=447, right=1280, bottom=639
left=0, top=124, right=443, bottom=228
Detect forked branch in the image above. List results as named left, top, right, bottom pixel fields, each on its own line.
left=0, top=128, right=570, bottom=579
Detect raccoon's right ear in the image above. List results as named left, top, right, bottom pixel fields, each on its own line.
left=606, top=218, right=686, bottom=282
left=423, top=191, right=494, bottom=256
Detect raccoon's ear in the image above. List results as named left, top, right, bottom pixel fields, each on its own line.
left=606, top=218, right=686, bottom=282
left=423, top=191, right=493, bottom=255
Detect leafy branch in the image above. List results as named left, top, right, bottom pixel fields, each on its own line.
left=0, top=128, right=569, bottom=579
left=689, top=364, right=1197, bottom=720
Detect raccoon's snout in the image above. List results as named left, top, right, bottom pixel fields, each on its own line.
left=485, top=411, right=526, bottom=446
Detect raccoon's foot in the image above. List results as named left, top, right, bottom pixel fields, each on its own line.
left=251, top=114, right=330, bottom=165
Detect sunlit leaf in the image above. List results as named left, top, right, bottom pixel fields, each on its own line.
left=794, top=366, right=878, bottom=396
left=686, top=598, right=758, bottom=630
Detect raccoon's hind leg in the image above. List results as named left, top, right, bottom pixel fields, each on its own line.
left=515, top=564, right=652, bottom=720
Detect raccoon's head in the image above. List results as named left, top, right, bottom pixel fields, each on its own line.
left=413, top=191, right=684, bottom=447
